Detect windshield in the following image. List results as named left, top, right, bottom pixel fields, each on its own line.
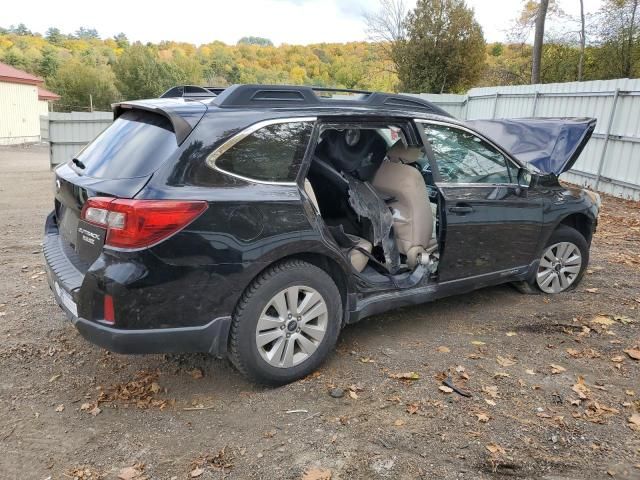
left=75, top=110, right=177, bottom=179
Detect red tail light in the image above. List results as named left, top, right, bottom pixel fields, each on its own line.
left=81, top=197, right=208, bottom=249
left=103, top=294, right=115, bottom=325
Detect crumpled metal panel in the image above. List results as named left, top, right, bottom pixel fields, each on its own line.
left=345, top=174, right=400, bottom=272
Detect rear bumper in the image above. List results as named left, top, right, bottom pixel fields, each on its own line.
left=44, top=211, right=231, bottom=356
left=73, top=315, right=231, bottom=355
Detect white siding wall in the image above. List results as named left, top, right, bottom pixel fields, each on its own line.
left=0, top=81, right=41, bottom=145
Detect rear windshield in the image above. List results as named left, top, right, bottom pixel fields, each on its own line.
left=75, top=110, right=177, bottom=179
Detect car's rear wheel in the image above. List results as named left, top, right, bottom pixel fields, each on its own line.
left=228, top=260, right=342, bottom=385
left=515, top=225, right=589, bottom=294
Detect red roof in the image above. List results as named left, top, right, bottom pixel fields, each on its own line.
left=0, top=62, right=43, bottom=86
left=38, top=86, right=60, bottom=101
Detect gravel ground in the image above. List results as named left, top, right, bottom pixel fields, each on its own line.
left=0, top=145, right=638, bottom=480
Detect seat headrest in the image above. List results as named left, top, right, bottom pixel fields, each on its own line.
left=387, top=141, right=422, bottom=164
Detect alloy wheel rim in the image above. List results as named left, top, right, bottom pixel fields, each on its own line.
left=536, top=242, right=582, bottom=294
left=255, top=286, right=328, bottom=368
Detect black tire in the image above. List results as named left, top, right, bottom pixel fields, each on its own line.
left=514, top=224, right=589, bottom=294
left=228, top=260, right=342, bottom=385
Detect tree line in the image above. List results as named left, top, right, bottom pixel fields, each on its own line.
left=0, top=0, right=638, bottom=111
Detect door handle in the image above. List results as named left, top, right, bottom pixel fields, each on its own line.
left=449, top=205, right=474, bottom=214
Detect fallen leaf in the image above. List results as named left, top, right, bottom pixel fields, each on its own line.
left=482, top=385, right=499, bottom=398
left=394, top=419, right=405, bottom=426
left=611, top=355, right=625, bottom=363
left=614, top=315, right=636, bottom=325
left=585, top=288, right=598, bottom=293
left=388, top=372, right=420, bottom=381
left=525, top=369, right=536, bottom=375
left=89, top=405, right=101, bottom=416
left=494, top=371, right=510, bottom=378
left=55, top=404, right=64, bottom=412
left=486, top=443, right=506, bottom=455
left=625, top=390, right=635, bottom=396
left=49, top=374, right=61, bottom=383
left=471, top=340, right=486, bottom=346
left=496, top=355, right=516, bottom=367
left=624, top=348, right=640, bottom=361
left=506, top=332, right=517, bottom=337
left=117, top=465, right=145, bottom=480
left=629, top=414, right=640, bottom=431
left=406, top=402, right=420, bottom=414
left=302, top=467, right=332, bottom=480
left=485, top=399, right=496, bottom=406
left=190, top=467, right=204, bottom=478
left=550, top=364, right=566, bottom=374
left=566, top=348, right=580, bottom=358
left=439, top=386, right=454, bottom=394
left=189, top=368, right=204, bottom=379
left=359, top=356, right=375, bottom=363
left=348, top=390, right=359, bottom=400
left=572, top=376, right=590, bottom=400
left=476, top=412, right=490, bottom=423
left=437, top=346, right=450, bottom=353
left=592, top=315, right=615, bottom=326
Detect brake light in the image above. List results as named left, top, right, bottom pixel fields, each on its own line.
left=103, top=294, right=115, bottom=325
left=81, top=197, right=208, bottom=249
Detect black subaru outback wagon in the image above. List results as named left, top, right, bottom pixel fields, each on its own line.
left=45, top=84, right=600, bottom=384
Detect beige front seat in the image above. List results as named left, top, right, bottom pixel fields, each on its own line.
left=372, top=144, right=434, bottom=267
left=304, top=179, right=372, bottom=272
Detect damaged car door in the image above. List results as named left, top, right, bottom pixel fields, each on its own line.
left=415, top=120, right=543, bottom=282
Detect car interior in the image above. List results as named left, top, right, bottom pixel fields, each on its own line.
left=303, top=123, right=440, bottom=285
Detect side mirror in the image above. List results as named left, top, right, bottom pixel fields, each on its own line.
left=517, top=168, right=532, bottom=188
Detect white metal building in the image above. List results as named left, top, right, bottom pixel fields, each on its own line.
left=0, top=62, right=60, bottom=145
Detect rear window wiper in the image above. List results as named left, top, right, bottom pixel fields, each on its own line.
left=72, top=158, right=86, bottom=170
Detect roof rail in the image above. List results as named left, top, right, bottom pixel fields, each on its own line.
left=212, top=84, right=452, bottom=117
left=160, top=85, right=224, bottom=99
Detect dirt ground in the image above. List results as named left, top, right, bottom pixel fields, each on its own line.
left=0, top=145, right=639, bottom=480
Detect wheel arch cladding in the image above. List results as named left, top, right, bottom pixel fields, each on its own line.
left=559, top=212, right=595, bottom=244
left=237, top=252, right=351, bottom=328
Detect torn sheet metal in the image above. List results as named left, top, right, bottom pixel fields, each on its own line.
left=345, top=174, right=400, bottom=272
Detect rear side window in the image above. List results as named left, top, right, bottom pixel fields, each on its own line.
left=75, top=110, right=177, bottom=179
left=212, top=121, right=313, bottom=182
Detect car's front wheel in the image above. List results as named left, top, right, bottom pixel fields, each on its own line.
left=228, top=260, right=342, bottom=385
left=516, top=225, right=589, bottom=294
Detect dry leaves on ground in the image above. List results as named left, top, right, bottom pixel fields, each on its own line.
left=486, top=443, right=506, bottom=455
left=628, top=414, right=640, bottom=431
left=624, top=348, right=640, bottom=360
left=388, top=372, right=420, bottom=381
left=437, top=346, right=450, bottom=353
left=117, top=463, right=146, bottom=480
left=496, top=356, right=516, bottom=367
left=482, top=385, right=499, bottom=398
left=302, top=467, right=332, bottom=480
left=66, top=466, right=103, bottom=480
left=475, top=412, right=490, bottom=423
left=571, top=376, right=590, bottom=400
left=97, top=370, right=170, bottom=410
left=550, top=364, right=567, bottom=374
left=190, top=447, right=234, bottom=476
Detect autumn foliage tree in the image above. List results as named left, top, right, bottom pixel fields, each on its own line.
left=396, top=0, right=486, bottom=93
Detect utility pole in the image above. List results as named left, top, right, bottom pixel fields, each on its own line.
left=89, top=94, right=93, bottom=113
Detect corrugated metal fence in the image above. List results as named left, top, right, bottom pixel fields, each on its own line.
left=413, top=78, right=640, bottom=200
left=44, top=79, right=640, bottom=200
left=45, top=112, right=112, bottom=167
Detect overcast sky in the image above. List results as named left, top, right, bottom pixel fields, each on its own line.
left=4, top=0, right=603, bottom=45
